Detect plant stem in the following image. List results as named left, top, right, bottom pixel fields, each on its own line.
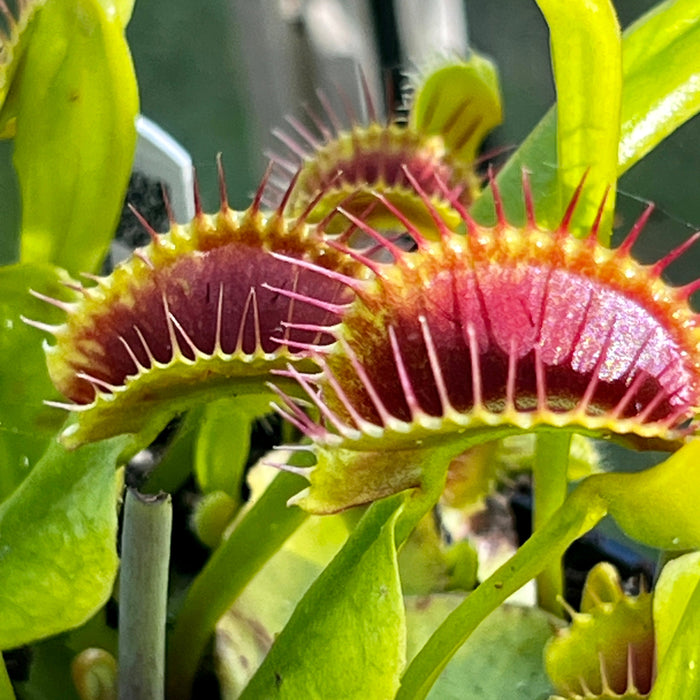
left=396, top=481, right=608, bottom=700
left=166, top=470, right=308, bottom=700
left=118, top=489, right=172, bottom=700
left=533, top=431, right=571, bottom=614
left=0, top=654, right=15, bottom=700
left=394, top=444, right=453, bottom=547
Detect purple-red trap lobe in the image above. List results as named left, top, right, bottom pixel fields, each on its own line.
left=46, top=211, right=357, bottom=405
left=302, top=214, right=700, bottom=442
left=267, top=118, right=477, bottom=236
left=306, top=147, right=461, bottom=205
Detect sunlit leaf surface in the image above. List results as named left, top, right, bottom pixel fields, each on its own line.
left=240, top=495, right=406, bottom=699
left=411, top=50, right=502, bottom=166
left=16, top=0, right=138, bottom=275
left=473, top=0, right=700, bottom=243
left=534, top=0, right=621, bottom=238
left=405, top=597, right=554, bottom=699
left=650, top=552, right=700, bottom=700
left=0, top=435, right=126, bottom=649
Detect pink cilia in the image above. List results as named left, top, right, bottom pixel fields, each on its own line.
left=269, top=170, right=700, bottom=512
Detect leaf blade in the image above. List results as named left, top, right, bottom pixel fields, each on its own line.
left=472, top=0, right=700, bottom=243
left=239, top=495, right=406, bottom=700
left=410, top=51, right=503, bottom=167
left=618, top=0, right=700, bottom=172
left=0, top=434, right=127, bottom=649
left=16, top=0, right=138, bottom=275
left=533, top=0, right=621, bottom=236
left=650, top=555, right=700, bottom=700
left=194, top=396, right=271, bottom=499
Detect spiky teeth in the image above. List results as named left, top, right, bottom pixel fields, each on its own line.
left=266, top=80, right=483, bottom=239
left=545, top=563, right=654, bottom=699
left=271, top=179, right=700, bottom=512
left=268, top=52, right=504, bottom=240
left=27, top=169, right=372, bottom=447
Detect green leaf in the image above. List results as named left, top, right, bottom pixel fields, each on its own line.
left=410, top=51, right=503, bottom=166
left=397, top=482, right=608, bottom=700
left=192, top=491, right=239, bottom=548
left=0, top=434, right=127, bottom=649
left=470, top=109, right=557, bottom=228
left=292, top=426, right=521, bottom=515
left=12, top=636, right=82, bottom=700
left=588, top=440, right=700, bottom=551
left=215, top=508, right=350, bottom=697
left=653, top=551, right=700, bottom=671
left=534, top=0, right=621, bottom=237
left=239, top=495, right=406, bottom=700
left=192, top=397, right=268, bottom=546
left=0, top=654, right=14, bottom=700
left=398, top=513, right=478, bottom=596
left=0, top=0, right=47, bottom=129
left=194, top=396, right=270, bottom=499
left=472, top=0, right=700, bottom=243
left=94, top=0, right=135, bottom=26
left=16, top=0, right=138, bottom=276
left=0, top=263, right=68, bottom=501
left=532, top=432, right=571, bottom=613
left=650, top=552, right=700, bottom=700
left=141, top=408, right=204, bottom=495
left=618, top=0, right=700, bottom=172
left=405, top=597, right=554, bottom=699
left=14, top=610, right=118, bottom=700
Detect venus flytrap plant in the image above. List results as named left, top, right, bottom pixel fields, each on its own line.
left=546, top=541, right=700, bottom=698
left=3, top=0, right=700, bottom=698
left=16, top=47, right=505, bottom=696
left=239, top=0, right=700, bottom=696
left=29, top=50, right=503, bottom=454
left=270, top=172, right=700, bottom=509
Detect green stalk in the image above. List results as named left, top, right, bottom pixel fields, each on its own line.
left=0, top=654, right=15, bottom=700
left=395, top=443, right=453, bottom=547
left=166, top=470, right=308, bottom=700
left=396, top=482, right=608, bottom=700
left=534, top=0, right=621, bottom=237
left=118, top=489, right=172, bottom=700
left=533, top=431, right=572, bottom=614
